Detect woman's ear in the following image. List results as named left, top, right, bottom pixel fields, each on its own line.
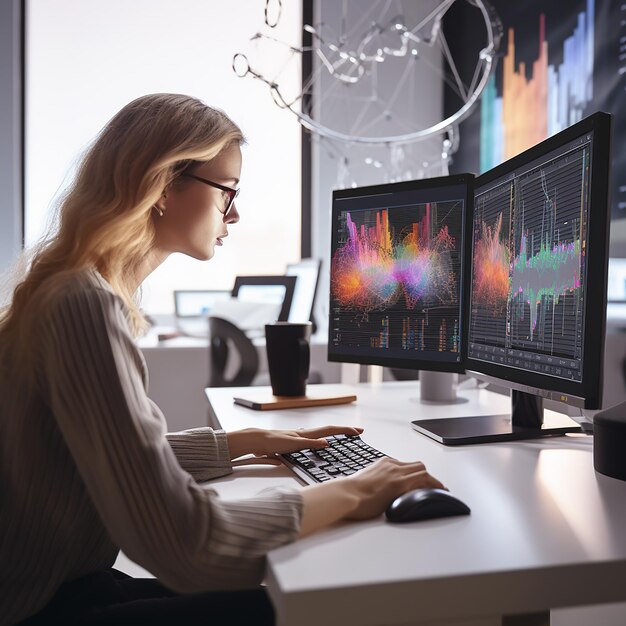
left=154, top=191, right=168, bottom=214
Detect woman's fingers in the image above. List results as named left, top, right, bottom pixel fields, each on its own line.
left=403, top=468, right=446, bottom=491
left=388, top=461, right=445, bottom=491
left=353, top=457, right=442, bottom=492
left=370, top=457, right=426, bottom=472
left=303, top=438, right=331, bottom=449
left=299, top=425, right=364, bottom=439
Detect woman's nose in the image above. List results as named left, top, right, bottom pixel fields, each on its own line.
left=226, top=202, right=240, bottom=224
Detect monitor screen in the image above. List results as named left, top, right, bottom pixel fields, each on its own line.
left=286, top=259, right=321, bottom=325
left=236, top=284, right=286, bottom=306
left=174, top=290, right=231, bottom=318
left=231, top=275, right=297, bottom=322
left=328, top=174, right=472, bottom=373
left=466, top=112, right=612, bottom=409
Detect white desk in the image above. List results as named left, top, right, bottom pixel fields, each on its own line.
left=205, top=382, right=626, bottom=626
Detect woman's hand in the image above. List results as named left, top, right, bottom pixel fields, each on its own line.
left=226, top=425, right=364, bottom=465
left=343, top=457, right=445, bottom=520
left=299, top=457, right=444, bottom=536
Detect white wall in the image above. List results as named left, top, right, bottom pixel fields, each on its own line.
left=24, top=0, right=303, bottom=314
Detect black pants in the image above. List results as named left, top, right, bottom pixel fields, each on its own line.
left=20, top=568, right=275, bottom=625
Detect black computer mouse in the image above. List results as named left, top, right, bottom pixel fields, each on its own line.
left=385, top=488, right=471, bottom=523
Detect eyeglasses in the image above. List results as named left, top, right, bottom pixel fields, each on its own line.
left=180, top=173, right=240, bottom=217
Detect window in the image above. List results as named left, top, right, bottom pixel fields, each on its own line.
left=25, top=0, right=302, bottom=313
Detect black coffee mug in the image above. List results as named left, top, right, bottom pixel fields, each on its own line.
left=265, top=322, right=312, bottom=396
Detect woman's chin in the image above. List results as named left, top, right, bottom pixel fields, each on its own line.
left=186, top=246, right=215, bottom=262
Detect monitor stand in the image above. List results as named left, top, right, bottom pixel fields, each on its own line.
left=412, top=389, right=583, bottom=445
left=419, top=371, right=457, bottom=403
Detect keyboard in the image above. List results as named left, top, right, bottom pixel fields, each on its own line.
left=280, top=434, right=387, bottom=484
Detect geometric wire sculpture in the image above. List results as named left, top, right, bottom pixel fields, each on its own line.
left=234, top=0, right=502, bottom=148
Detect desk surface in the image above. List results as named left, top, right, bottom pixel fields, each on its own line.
left=206, top=381, right=626, bottom=626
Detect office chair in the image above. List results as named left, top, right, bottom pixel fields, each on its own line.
left=208, top=316, right=259, bottom=387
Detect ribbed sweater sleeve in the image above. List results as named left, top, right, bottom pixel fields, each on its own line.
left=39, top=282, right=303, bottom=592
left=165, top=426, right=232, bottom=482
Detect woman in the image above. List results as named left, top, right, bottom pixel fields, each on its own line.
left=0, top=93, right=443, bottom=625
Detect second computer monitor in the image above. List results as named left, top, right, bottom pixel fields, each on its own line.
left=328, top=174, right=473, bottom=373
left=467, top=111, right=612, bottom=410
left=412, top=112, right=613, bottom=446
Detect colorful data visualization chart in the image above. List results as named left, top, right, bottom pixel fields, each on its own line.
left=330, top=200, right=463, bottom=360
left=469, top=139, right=590, bottom=382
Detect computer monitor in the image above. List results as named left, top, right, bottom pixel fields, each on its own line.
left=413, top=111, right=613, bottom=445
left=231, top=275, right=297, bottom=322
left=328, top=174, right=473, bottom=373
left=286, top=258, right=321, bottom=327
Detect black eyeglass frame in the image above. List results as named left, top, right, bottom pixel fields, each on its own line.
left=180, top=173, right=240, bottom=216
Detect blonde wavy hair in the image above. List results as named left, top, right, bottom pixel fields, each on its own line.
left=0, top=93, right=244, bottom=380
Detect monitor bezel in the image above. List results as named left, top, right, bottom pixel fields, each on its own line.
left=465, top=111, right=613, bottom=409
left=327, top=173, right=474, bottom=374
